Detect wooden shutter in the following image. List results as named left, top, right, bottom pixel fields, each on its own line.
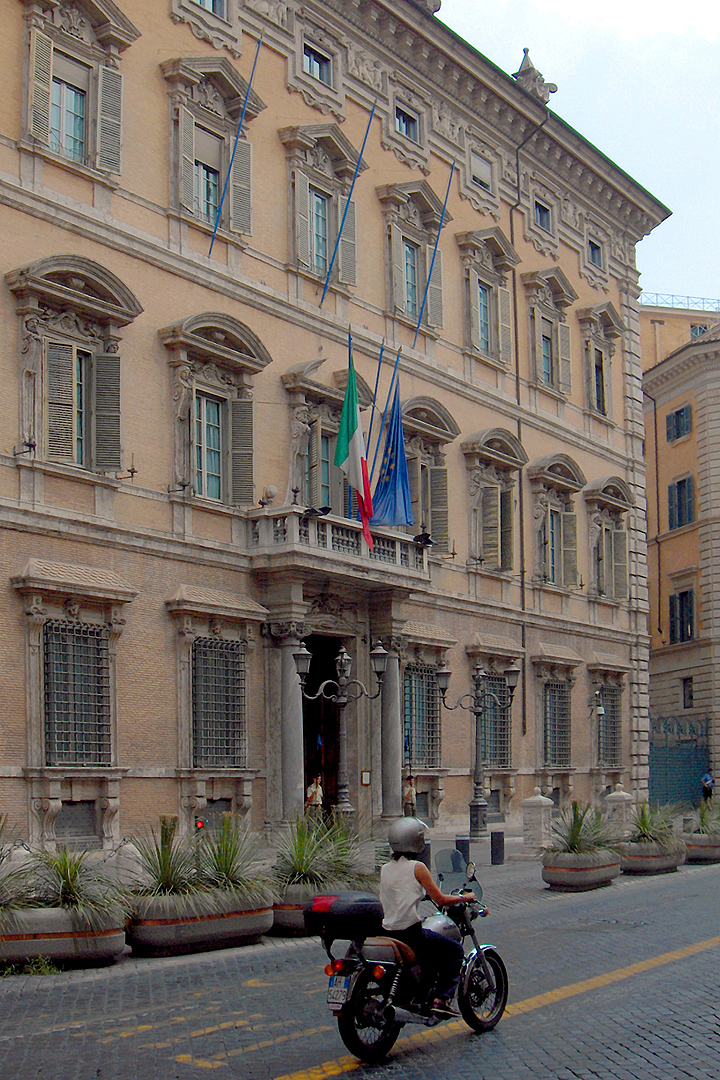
left=468, top=268, right=480, bottom=350
left=30, top=29, right=53, bottom=145
left=481, top=486, right=499, bottom=567
left=429, top=466, right=448, bottom=553
left=532, top=307, right=543, bottom=383
left=612, top=529, right=628, bottom=600
left=668, top=593, right=678, bottom=644
left=391, top=224, right=405, bottom=313
left=470, top=505, right=482, bottom=561
left=230, top=399, right=253, bottom=504
left=666, top=412, right=675, bottom=442
left=338, top=196, right=357, bottom=286
left=98, top=67, right=123, bottom=173
left=306, top=420, right=320, bottom=507
left=229, top=138, right=252, bottom=235
left=46, top=342, right=74, bottom=462
left=559, top=322, right=572, bottom=394
left=426, top=245, right=443, bottom=328
left=500, top=487, right=513, bottom=569
left=687, top=474, right=695, bottom=522
left=407, top=454, right=421, bottom=532
left=561, top=511, right=578, bottom=586
left=180, top=108, right=195, bottom=212
left=295, top=170, right=311, bottom=268
left=498, top=286, right=512, bottom=366
left=94, top=353, right=122, bottom=471
left=683, top=404, right=693, bottom=436
left=668, top=483, right=678, bottom=530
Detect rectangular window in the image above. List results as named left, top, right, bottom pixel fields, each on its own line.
left=548, top=508, right=560, bottom=583
left=534, top=200, right=552, bottom=232
left=594, top=347, right=606, bottom=414
left=310, top=189, right=329, bottom=276
left=543, top=681, right=571, bottom=767
left=666, top=404, right=692, bottom=442
left=597, top=686, right=621, bottom=768
left=193, top=126, right=222, bottom=224
left=541, top=318, right=554, bottom=385
left=193, top=0, right=225, bottom=12
left=50, top=76, right=86, bottom=162
left=588, top=240, right=603, bottom=268
left=470, top=151, right=492, bottom=191
left=303, top=43, right=332, bottom=85
left=682, top=676, right=694, bottom=710
left=691, top=324, right=708, bottom=339
left=668, top=476, right=695, bottom=529
left=403, top=663, right=440, bottom=769
left=43, top=620, right=111, bottom=766
left=395, top=105, right=419, bottom=142
left=478, top=283, right=490, bottom=353
left=482, top=673, right=511, bottom=768
left=195, top=393, right=223, bottom=500
left=669, top=589, right=694, bottom=644
left=192, top=637, right=247, bottom=768
left=540, top=506, right=577, bottom=588
left=404, top=240, right=419, bottom=319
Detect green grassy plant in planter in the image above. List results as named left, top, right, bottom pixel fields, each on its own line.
left=683, top=801, right=720, bottom=863
left=272, top=814, right=377, bottom=933
left=621, top=803, right=686, bottom=874
left=541, top=802, right=621, bottom=891
left=127, top=815, right=273, bottom=956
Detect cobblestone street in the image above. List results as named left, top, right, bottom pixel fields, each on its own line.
left=2, top=856, right=719, bottom=1079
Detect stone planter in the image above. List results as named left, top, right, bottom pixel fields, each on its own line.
left=541, top=850, right=621, bottom=891
left=0, top=908, right=125, bottom=965
left=272, top=883, right=317, bottom=935
left=682, top=834, right=720, bottom=863
left=620, top=841, right=686, bottom=875
left=127, top=890, right=274, bottom=956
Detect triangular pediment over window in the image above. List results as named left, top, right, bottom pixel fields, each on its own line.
left=522, top=267, right=578, bottom=311
left=577, top=302, right=625, bottom=340
left=279, top=124, right=368, bottom=183
left=160, top=57, right=265, bottom=122
left=20, top=0, right=141, bottom=52
left=377, top=180, right=452, bottom=232
left=456, top=228, right=519, bottom=274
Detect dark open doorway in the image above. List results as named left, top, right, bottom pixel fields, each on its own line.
left=302, top=635, right=341, bottom=811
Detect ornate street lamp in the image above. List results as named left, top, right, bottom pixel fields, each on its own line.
left=293, top=641, right=388, bottom=815
left=437, top=660, right=521, bottom=838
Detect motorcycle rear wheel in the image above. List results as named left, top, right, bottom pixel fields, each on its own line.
left=458, top=948, right=508, bottom=1032
left=337, top=969, right=402, bottom=1061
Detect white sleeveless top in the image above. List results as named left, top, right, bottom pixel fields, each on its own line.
left=380, top=857, right=425, bottom=931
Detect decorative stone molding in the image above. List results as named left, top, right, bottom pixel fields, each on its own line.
left=381, top=76, right=431, bottom=174
left=161, top=56, right=265, bottom=123
left=171, top=0, right=241, bottom=57
left=530, top=644, right=582, bottom=686
left=287, top=12, right=347, bottom=120
left=24, top=769, right=126, bottom=850
left=20, top=0, right=140, bottom=55
left=279, top=123, right=368, bottom=189
left=458, top=135, right=501, bottom=218
left=512, top=48, right=557, bottom=106
left=455, top=228, right=519, bottom=280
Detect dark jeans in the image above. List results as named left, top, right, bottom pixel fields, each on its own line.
left=389, top=920, right=464, bottom=1003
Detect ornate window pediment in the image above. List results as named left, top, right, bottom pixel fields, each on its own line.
left=21, top=0, right=141, bottom=54
left=279, top=123, right=367, bottom=186
left=456, top=228, right=519, bottom=279
left=463, top=430, right=527, bottom=573
left=528, top=454, right=586, bottom=496
left=159, top=312, right=272, bottom=379
left=528, top=456, right=586, bottom=588
left=402, top=398, right=460, bottom=446
left=377, top=180, right=452, bottom=235
left=7, top=255, right=142, bottom=329
left=577, top=302, right=624, bottom=341
left=522, top=267, right=578, bottom=313
left=461, top=428, right=528, bottom=473
left=161, top=56, right=265, bottom=124
left=584, top=476, right=633, bottom=515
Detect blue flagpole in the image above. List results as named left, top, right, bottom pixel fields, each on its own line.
left=319, top=102, right=376, bottom=307
left=370, top=347, right=402, bottom=484
left=412, top=161, right=455, bottom=347
left=365, top=342, right=385, bottom=463
left=208, top=36, right=263, bottom=257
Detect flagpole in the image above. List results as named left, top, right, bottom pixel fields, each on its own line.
left=412, top=161, right=455, bottom=347
left=319, top=102, right=376, bottom=307
left=365, top=342, right=385, bottom=462
left=208, top=36, right=263, bottom=257
left=369, top=347, right=402, bottom=484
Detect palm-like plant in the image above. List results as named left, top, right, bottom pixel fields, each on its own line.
left=686, top=800, right=720, bottom=836
left=544, top=801, right=616, bottom=855
left=28, top=848, right=127, bottom=931
left=198, top=816, right=271, bottom=905
left=627, top=802, right=684, bottom=851
left=131, top=816, right=212, bottom=917
left=273, top=814, right=369, bottom=890
left=0, top=816, right=32, bottom=931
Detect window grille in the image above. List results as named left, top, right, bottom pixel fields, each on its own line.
left=543, top=681, right=571, bottom=767
left=43, top=620, right=111, bottom=766
left=482, top=673, right=511, bottom=768
left=192, top=638, right=247, bottom=768
left=598, top=686, right=622, bottom=767
left=403, top=664, right=441, bottom=769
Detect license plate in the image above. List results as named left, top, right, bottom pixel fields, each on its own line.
left=327, top=975, right=350, bottom=1005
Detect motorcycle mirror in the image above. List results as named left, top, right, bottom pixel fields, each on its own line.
left=466, top=861, right=476, bottom=880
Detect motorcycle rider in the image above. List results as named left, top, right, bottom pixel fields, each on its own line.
left=379, top=817, right=476, bottom=1019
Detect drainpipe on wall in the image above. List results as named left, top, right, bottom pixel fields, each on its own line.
left=642, top=388, right=663, bottom=638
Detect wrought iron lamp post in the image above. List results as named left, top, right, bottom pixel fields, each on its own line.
left=293, top=641, right=388, bottom=816
left=436, top=660, right=521, bottom=838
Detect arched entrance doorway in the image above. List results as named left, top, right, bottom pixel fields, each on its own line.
left=301, top=635, right=342, bottom=811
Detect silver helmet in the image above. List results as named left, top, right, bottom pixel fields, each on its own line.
left=388, top=816, right=427, bottom=855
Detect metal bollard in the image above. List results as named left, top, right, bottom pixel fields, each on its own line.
left=455, top=836, right=470, bottom=866
left=490, top=831, right=505, bottom=866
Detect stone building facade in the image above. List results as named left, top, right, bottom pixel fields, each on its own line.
left=0, top=0, right=668, bottom=847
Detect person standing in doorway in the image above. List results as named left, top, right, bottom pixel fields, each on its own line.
left=701, top=769, right=714, bottom=801
left=305, top=774, right=323, bottom=819
left=403, top=775, right=417, bottom=817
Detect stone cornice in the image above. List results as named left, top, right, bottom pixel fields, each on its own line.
left=643, top=349, right=720, bottom=396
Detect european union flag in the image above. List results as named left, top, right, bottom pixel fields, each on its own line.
left=370, top=381, right=413, bottom=527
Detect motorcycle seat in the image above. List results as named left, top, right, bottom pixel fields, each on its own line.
left=363, top=935, right=418, bottom=966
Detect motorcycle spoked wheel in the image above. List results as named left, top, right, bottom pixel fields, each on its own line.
left=458, top=948, right=508, bottom=1032
left=337, top=969, right=402, bottom=1062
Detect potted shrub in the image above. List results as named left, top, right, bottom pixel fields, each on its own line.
left=126, top=816, right=273, bottom=956
left=621, top=803, right=686, bottom=874
left=541, top=802, right=621, bottom=891
left=681, top=801, right=720, bottom=863
left=272, top=814, right=375, bottom=933
left=0, top=842, right=127, bottom=966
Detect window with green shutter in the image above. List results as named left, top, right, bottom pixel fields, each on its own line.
left=45, top=341, right=121, bottom=472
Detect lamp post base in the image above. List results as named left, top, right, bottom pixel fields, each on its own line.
left=469, top=797, right=488, bottom=839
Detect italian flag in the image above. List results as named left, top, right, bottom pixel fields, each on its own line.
left=335, top=354, right=374, bottom=550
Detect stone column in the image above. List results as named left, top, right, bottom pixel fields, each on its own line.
left=274, top=622, right=306, bottom=821
left=381, top=642, right=402, bottom=820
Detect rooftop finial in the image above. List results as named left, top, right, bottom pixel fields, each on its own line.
left=512, top=47, right=558, bottom=105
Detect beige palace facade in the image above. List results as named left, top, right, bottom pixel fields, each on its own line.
left=0, top=0, right=669, bottom=847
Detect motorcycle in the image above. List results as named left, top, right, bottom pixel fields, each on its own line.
left=305, top=860, right=508, bottom=1062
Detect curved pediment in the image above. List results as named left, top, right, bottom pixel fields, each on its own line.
left=584, top=475, right=634, bottom=510
left=461, top=428, right=528, bottom=470
left=6, top=255, right=142, bottom=327
left=158, top=313, right=272, bottom=374
left=402, top=397, right=461, bottom=443
left=527, top=453, right=587, bottom=492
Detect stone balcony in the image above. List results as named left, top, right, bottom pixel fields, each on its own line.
left=246, top=507, right=429, bottom=589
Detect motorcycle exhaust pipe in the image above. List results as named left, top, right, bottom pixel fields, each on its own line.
left=385, top=1005, right=439, bottom=1027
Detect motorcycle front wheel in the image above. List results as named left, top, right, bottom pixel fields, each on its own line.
left=458, top=948, right=508, bottom=1032
left=337, top=969, right=402, bottom=1062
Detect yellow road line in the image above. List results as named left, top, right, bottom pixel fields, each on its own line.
left=263, top=934, right=720, bottom=1080
left=175, top=1026, right=334, bottom=1069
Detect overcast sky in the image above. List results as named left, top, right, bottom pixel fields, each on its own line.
left=437, top=0, right=719, bottom=303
